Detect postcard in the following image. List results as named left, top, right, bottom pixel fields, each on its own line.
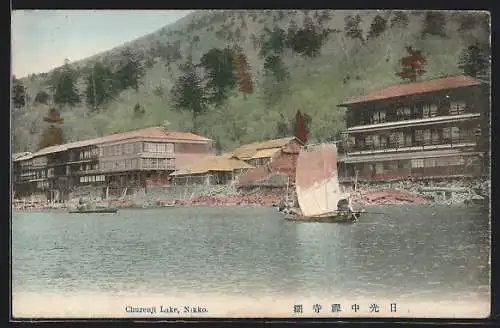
left=11, top=9, right=491, bottom=319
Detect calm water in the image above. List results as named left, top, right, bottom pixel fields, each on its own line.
left=12, top=205, right=490, bottom=310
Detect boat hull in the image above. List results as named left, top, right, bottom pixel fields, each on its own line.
left=68, top=208, right=119, bottom=214
left=284, top=211, right=361, bottom=223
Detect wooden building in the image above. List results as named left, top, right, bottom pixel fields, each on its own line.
left=170, top=155, right=254, bottom=185
left=234, top=137, right=304, bottom=187
left=12, top=127, right=214, bottom=202
left=338, top=75, right=489, bottom=182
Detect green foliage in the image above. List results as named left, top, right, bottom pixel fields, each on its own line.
left=114, top=48, right=145, bottom=92
left=259, top=27, right=287, bottom=59
left=368, top=15, right=388, bottom=39
left=458, top=44, right=489, bottom=79
left=344, top=14, right=364, bottom=42
left=133, top=102, right=146, bottom=116
left=171, top=62, right=206, bottom=128
left=34, top=91, right=50, bottom=104
left=285, top=17, right=333, bottom=57
left=12, top=10, right=491, bottom=154
left=456, top=12, right=490, bottom=32
left=390, top=11, right=409, bottom=28
left=263, top=55, right=289, bottom=82
left=12, top=76, right=26, bottom=109
left=153, top=41, right=182, bottom=65
left=84, top=62, right=118, bottom=110
left=199, top=47, right=236, bottom=106
left=421, top=11, right=447, bottom=38
left=49, top=62, right=81, bottom=107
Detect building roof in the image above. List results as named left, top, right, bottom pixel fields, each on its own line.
left=230, top=137, right=298, bottom=160
left=250, top=148, right=281, bottom=160
left=13, top=152, right=33, bottom=162
left=339, top=75, right=483, bottom=106
left=170, top=155, right=254, bottom=176
left=23, top=127, right=212, bottom=159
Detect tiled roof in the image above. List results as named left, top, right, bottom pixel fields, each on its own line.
left=339, top=75, right=483, bottom=106
left=250, top=148, right=281, bottom=160
left=230, top=137, right=299, bottom=160
left=170, top=155, right=254, bottom=176
left=29, top=127, right=212, bottom=158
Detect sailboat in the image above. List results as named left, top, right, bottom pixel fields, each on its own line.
left=284, top=143, right=363, bottom=223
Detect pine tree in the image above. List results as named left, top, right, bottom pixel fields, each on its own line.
left=200, top=47, right=236, bottom=106
left=49, top=61, right=81, bottom=107
left=115, top=48, right=145, bottom=92
left=34, top=90, right=50, bottom=104
left=421, top=11, right=447, bottom=37
left=368, top=15, right=388, bottom=39
left=395, top=46, right=427, bottom=82
left=390, top=11, right=409, bottom=28
left=286, top=16, right=332, bottom=57
left=12, top=76, right=26, bottom=109
left=171, top=63, right=206, bottom=130
left=344, top=15, right=364, bottom=42
left=84, top=62, right=118, bottom=110
left=458, top=44, right=489, bottom=78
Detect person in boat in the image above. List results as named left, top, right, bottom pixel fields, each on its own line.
left=337, top=198, right=357, bottom=222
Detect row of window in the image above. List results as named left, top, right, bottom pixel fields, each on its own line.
left=79, top=175, right=106, bottom=183
left=362, top=156, right=468, bottom=174
left=349, top=127, right=471, bottom=149
left=367, top=101, right=467, bottom=124
left=100, top=143, right=137, bottom=157
left=144, top=142, right=174, bottom=153
left=79, top=148, right=99, bottom=160
left=142, top=158, right=175, bottom=169
left=36, top=181, right=49, bottom=189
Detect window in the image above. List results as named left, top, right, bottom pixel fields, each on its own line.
left=372, top=135, right=380, bottom=147
left=443, top=127, right=451, bottom=140
left=375, top=163, right=384, bottom=173
left=166, top=143, right=174, bottom=154
left=431, top=129, right=440, bottom=144
left=404, top=133, right=412, bottom=147
left=167, top=158, right=175, bottom=168
left=411, top=159, right=424, bottom=168
left=451, top=127, right=460, bottom=141
left=415, top=130, right=424, bottom=143
left=423, top=104, right=438, bottom=118
left=158, top=159, right=166, bottom=168
left=379, top=135, right=388, bottom=148
left=423, top=129, right=431, bottom=143
left=424, top=158, right=437, bottom=167
left=80, top=177, right=84, bottom=183
left=99, top=148, right=103, bottom=157
left=450, top=101, right=466, bottom=115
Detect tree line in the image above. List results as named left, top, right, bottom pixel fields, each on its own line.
left=11, top=10, right=490, bottom=149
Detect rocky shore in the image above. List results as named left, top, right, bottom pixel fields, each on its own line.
left=13, top=177, right=490, bottom=211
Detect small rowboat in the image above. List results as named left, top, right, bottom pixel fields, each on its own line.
left=68, top=207, right=119, bottom=214
left=284, top=210, right=362, bottom=223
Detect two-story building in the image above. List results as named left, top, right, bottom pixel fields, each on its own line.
left=12, top=127, right=214, bottom=202
left=339, top=75, right=489, bottom=182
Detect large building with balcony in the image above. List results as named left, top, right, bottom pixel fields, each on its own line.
left=12, top=127, right=214, bottom=202
left=339, top=75, right=489, bottom=182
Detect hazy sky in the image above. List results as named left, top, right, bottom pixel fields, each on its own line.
left=11, top=10, right=193, bottom=78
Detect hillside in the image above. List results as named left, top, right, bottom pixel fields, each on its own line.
left=12, top=10, right=490, bottom=153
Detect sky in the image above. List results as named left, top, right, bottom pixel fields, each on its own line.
left=11, top=10, right=193, bottom=78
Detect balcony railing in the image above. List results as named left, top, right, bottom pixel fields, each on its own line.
left=351, top=108, right=474, bottom=127
left=346, top=136, right=477, bottom=153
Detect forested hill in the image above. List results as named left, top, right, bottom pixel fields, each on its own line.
left=11, top=10, right=490, bottom=153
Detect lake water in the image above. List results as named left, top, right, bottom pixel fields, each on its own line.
left=12, top=204, right=490, bottom=318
